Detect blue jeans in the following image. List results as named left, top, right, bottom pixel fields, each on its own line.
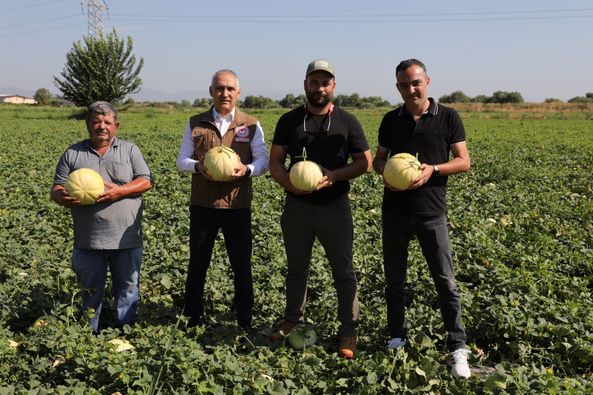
left=72, top=247, right=143, bottom=332
left=382, top=211, right=466, bottom=351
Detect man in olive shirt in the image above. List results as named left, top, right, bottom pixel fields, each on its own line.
left=51, top=101, right=153, bottom=333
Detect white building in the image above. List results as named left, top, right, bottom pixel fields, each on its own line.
left=0, top=94, right=38, bottom=105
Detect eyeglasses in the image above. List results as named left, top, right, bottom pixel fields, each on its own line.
left=303, top=112, right=332, bottom=135
left=303, top=103, right=334, bottom=135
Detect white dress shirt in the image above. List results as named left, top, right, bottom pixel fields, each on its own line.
left=176, top=107, right=269, bottom=177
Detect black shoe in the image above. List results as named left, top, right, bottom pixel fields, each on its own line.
left=238, top=325, right=257, bottom=346
left=187, top=316, right=203, bottom=328
left=240, top=323, right=255, bottom=336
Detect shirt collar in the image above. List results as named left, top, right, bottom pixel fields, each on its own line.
left=83, top=136, right=119, bottom=149
left=212, top=107, right=235, bottom=123
left=398, top=97, right=438, bottom=117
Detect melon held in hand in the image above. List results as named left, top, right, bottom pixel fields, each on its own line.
left=65, top=168, right=104, bottom=205
left=383, top=153, right=422, bottom=190
left=204, top=145, right=239, bottom=181
left=289, top=147, right=323, bottom=192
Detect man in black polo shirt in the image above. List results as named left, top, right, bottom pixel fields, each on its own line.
left=373, top=59, right=472, bottom=378
left=269, top=59, right=372, bottom=359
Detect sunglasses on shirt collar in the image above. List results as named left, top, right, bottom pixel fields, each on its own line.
left=303, top=103, right=334, bottom=136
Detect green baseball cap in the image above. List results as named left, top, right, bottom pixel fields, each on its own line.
left=306, top=59, right=335, bottom=77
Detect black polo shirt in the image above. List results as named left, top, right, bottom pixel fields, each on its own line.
left=378, top=98, right=466, bottom=216
left=273, top=105, right=369, bottom=204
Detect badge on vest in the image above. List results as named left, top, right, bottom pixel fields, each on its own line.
left=234, top=125, right=250, bottom=142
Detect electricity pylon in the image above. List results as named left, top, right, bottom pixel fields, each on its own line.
left=81, top=0, right=109, bottom=38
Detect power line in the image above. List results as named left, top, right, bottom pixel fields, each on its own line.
left=108, top=13, right=593, bottom=24
left=0, top=15, right=80, bottom=31
left=1, top=5, right=591, bottom=39
left=109, top=7, right=593, bottom=20
left=0, top=0, right=64, bottom=13
left=0, top=22, right=85, bottom=38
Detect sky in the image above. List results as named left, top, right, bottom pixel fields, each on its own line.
left=1, top=0, right=593, bottom=103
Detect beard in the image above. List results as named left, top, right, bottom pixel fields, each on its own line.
left=305, top=91, right=332, bottom=109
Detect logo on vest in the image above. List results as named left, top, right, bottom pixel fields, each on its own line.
left=234, top=125, right=250, bottom=142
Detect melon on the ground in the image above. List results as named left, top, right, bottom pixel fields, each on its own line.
left=287, top=324, right=317, bottom=350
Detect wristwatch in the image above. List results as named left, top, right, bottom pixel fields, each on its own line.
left=244, top=166, right=252, bottom=177
left=433, top=165, right=440, bottom=177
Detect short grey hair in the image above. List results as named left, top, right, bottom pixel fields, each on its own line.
left=86, top=101, right=118, bottom=124
left=211, top=69, right=240, bottom=88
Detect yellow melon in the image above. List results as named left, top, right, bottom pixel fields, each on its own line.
left=65, top=168, right=104, bottom=205
left=289, top=147, right=323, bottom=192
left=204, top=146, right=239, bottom=181
left=383, top=153, right=422, bottom=190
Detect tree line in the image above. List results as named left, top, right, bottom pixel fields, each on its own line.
left=439, top=90, right=525, bottom=104
left=438, top=90, right=593, bottom=104
left=191, top=93, right=391, bottom=109
left=438, top=90, right=593, bottom=105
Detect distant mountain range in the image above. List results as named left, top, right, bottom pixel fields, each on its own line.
left=130, top=87, right=211, bottom=102
left=0, top=86, right=210, bottom=102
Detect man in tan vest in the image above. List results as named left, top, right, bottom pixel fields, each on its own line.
left=176, top=70, right=268, bottom=333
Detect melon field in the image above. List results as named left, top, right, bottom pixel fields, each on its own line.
left=0, top=105, right=592, bottom=394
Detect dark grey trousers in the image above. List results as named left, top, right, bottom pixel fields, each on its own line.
left=382, top=210, right=467, bottom=351
left=280, top=193, right=359, bottom=337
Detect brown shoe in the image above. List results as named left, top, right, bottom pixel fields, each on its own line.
left=269, top=321, right=296, bottom=342
left=338, top=336, right=357, bottom=359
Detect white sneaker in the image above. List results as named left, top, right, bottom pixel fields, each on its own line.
left=387, top=337, right=407, bottom=350
left=450, top=348, right=471, bottom=379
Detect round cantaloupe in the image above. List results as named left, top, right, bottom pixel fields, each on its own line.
left=287, top=324, right=317, bottom=350
left=383, top=153, right=422, bottom=190
left=204, top=145, right=239, bottom=181
left=289, top=147, right=323, bottom=192
left=65, top=168, right=104, bottom=205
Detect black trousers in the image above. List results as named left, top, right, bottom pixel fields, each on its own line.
left=184, top=206, right=253, bottom=328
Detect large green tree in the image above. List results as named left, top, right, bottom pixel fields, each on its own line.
left=487, top=90, right=524, bottom=104
left=54, top=30, right=143, bottom=107
left=278, top=93, right=305, bottom=108
left=33, top=88, right=53, bottom=105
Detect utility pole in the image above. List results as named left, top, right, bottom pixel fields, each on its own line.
left=81, top=0, right=109, bottom=38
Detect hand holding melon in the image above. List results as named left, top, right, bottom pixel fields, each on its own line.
left=383, top=153, right=422, bottom=190
left=64, top=168, right=104, bottom=205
